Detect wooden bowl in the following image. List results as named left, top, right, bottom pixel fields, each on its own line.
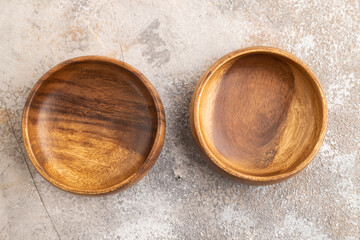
left=190, top=47, right=327, bottom=185
left=22, top=56, right=166, bottom=194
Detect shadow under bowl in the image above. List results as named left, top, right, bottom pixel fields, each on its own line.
left=190, top=47, right=327, bottom=185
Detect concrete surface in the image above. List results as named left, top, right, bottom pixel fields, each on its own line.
left=0, top=0, right=359, bottom=239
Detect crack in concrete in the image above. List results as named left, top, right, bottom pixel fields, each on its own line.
left=0, top=162, right=12, bottom=177
left=119, top=39, right=125, bottom=62
left=0, top=223, right=8, bottom=235
left=5, top=110, right=61, bottom=240
left=86, top=22, right=110, bottom=54
left=110, top=2, right=125, bottom=62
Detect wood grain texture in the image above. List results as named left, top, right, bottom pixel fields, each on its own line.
left=190, top=47, right=327, bottom=185
left=22, top=56, right=166, bottom=194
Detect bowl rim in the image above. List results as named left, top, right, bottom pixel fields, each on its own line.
left=191, top=46, right=328, bottom=183
left=22, top=56, right=166, bottom=194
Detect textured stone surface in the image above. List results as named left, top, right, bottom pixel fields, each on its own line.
left=0, top=0, right=359, bottom=239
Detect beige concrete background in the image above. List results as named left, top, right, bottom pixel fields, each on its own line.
left=0, top=0, right=359, bottom=239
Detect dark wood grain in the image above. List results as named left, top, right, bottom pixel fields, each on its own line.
left=190, top=47, right=327, bottom=184
left=22, top=56, right=166, bottom=194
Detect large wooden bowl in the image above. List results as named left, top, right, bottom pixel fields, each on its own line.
left=22, top=56, right=165, bottom=194
left=190, top=47, right=327, bottom=185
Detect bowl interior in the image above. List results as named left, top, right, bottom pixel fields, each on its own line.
left=24, top=60, right=159, bottom=192
left=197, top=53, right=326, bottom=177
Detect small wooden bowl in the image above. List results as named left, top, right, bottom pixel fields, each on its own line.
left=22, top=56, right=165, bottom=194
left=190, top=47, right=327, bottom=185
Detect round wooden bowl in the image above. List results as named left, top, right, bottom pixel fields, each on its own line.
left=190, top=47, right=327, bottom=185
left=22, top=56, right=166, bottom=194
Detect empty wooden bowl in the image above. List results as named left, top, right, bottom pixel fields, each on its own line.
left=190, top=47, right=327, bottom=184
left=22, top=56, right=165, bottom=194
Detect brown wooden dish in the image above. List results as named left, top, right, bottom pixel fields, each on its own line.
left=190, top=47, right=327, bottom=185
left=22, top=56, right=165, bottom=194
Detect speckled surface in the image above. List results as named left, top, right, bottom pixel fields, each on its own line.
left=0, top=0, right=359, bottom=239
